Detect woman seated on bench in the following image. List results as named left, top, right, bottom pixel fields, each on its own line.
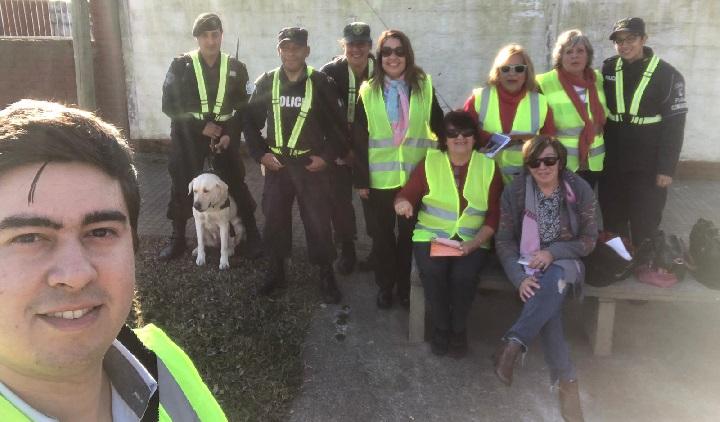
left=494, top=135, right=597, bottom=421
left=394, top=110, right=502, bottom=358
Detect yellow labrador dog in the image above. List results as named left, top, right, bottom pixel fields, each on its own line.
left=188, top=173, right=244, bottom=270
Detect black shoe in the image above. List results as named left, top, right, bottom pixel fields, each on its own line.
left=376, top=289, right=392, bottom=309
left=241, top=225, right=264, bottom=259
left=447, top=331, right=468, bottom=359
left=320, top=266, right=342, bottom=304
left=158, top=224, right=186, bottom=261
left=260, top=260, right=286, bottom=296
left=356, top=252, right=376, bottom=272
left=431, top=328, right=449, bottom=356
left=397, top=291, right=410, bottom=309
left=335, top=241, right=356, bottom=275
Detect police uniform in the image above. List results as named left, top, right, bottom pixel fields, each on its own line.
left=600, top=45, right=688, bottom=246
left=160, top=13, right=261, bottom=259
left=243, top=27, right=348, bottom=302
left=319, top=22, right=377, bottom=274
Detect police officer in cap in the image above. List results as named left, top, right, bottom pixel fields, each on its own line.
left=600, top=17, right=688, bottom=247
left=320, top=22, right=377, bottom=275
left=160, top=12, right=263, bottom=261
left=243, top=27, right=349, bottom=303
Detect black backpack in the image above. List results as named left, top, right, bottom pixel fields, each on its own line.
left=689, top=218, right=720, bottom=289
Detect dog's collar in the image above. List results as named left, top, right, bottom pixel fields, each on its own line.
left=218, top=198, right=230, bottom=210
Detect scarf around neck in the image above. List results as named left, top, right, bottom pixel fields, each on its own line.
left=384, top=76, right=409, bottom=146
left=557, top=67, right=606, bottom=169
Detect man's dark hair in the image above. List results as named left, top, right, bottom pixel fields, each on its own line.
left=0, top=100, right=140, bottom=250
left=438, top=110, right=481, bottom=152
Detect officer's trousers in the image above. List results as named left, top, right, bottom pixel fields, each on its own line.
left=330, top=163, right=357, bottom=244
left=262, top=161, right=336, bottom=265
left=166, top=122, right=257, bottom=228
left=599, top=169, right=668, bottom=247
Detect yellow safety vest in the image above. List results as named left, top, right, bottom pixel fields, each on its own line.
left=608, top=55, right=662, bottom=125
left=413, top=149, right=495, bottom=246
left=0, top=324, right=226, bottom=421
left=359, top=75, right=437, bottom=189
left=189, top=50, right=233, bottom=122
left=472, top=86, right=548, bottom=185
left=536, top=69, right=607, bottom=171
left=270, top=66, right=314, bottom=156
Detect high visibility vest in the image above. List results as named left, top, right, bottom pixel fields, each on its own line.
left=188, top=50, right=233, bottom=122
left=608, top=54, right=662, bottom=125
left=413, top=149, right=495, bottom=246
left=472, top=86, right=548, bottom=185
left=359, top=75, right=437, bottom=189
left=536, top=69, right=606, bottom=171
left=270, top=66, right=314, bottom=156
left=0, top=324, right=226, bottom=421
left=347, top=60, right=373, bottom=123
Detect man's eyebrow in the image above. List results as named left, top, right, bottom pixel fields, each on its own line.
left=0, top=215, right=63, bottom=230
left=82, top=210, right=128, bottom=226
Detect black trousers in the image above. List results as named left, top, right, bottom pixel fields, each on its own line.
left=330, top=163, right=357, bottom=244
left=166, top=122, right=257, bottom=228
left=368, top=188, right=416, bottom=297
left=599, top=169, right=667, bottom=247
left=413, top=242, right=488, bottom=334
left=262, top=161, right=336, bottom=265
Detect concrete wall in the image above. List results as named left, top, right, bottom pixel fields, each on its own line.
left=119, top=0, right=720, bottom=162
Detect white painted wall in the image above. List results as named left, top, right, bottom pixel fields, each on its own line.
left=119, top=0, right=720, bottom=162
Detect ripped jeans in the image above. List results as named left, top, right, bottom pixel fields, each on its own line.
left=504, top=264, right=576, bottom=383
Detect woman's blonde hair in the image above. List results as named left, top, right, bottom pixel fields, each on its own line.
left=487, top=44, right=537, bottom=92
left=551, top=29, right=594, bottom=70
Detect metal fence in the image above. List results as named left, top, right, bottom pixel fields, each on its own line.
left=0, top=0, right=72, bottom=37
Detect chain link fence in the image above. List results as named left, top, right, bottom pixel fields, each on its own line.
left=0, top=0, right=72, bottom=37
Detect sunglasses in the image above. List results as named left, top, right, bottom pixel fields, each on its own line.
left=527, top=156, right=559, bottom=168
left=380, top=46, right=406, bottom=58
left=500, top=64, right=527, bottom=74
left=445, top=128, right=475, bottom=138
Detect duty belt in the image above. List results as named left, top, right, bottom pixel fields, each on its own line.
left=607, top=113, right=662, bottom=125
left=188, top=112, right=234, bottom=122
left=269, top=146, right=310, bottom=158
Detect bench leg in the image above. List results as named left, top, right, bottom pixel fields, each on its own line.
left=589, top=298, right=616, bottom=356
left=409, top=282, right=425, bottom=343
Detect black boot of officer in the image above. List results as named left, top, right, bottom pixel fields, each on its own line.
left=158, top=219, right=187, bottom=261
left=260, top=256, right=287, bottom=296
left=320, top=265, right=342, bottom=304
left=335, top=241, right=356, bottom=275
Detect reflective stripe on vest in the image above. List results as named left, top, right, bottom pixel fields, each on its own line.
left=272, top=66, right=314, bottom=151
left=611, top=55, right=662, bottom=125
left=134, top=324, right=227, bottom=421
left=536, top=69, right=606, bottom=171
left=472, top=85, right=548, bottom=184
left=359, top=75, right=437, bottom=189
left=189, top=51, right=232, bottom=122
left=413, top=150, right=495, bottom=245
left=347, top=60, right=373, bottom=123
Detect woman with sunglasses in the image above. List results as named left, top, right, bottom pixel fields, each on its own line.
left=537, top=29, right=607, bottom=187
left=353, top=29, right=444, bottom=309
left=464, top=44, right=556, bottom=185
left=394, top=110, right=502, bottom=357
left=494, top=136, right=597, bottom=421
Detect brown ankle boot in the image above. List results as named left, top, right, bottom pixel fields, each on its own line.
left=558, top=379, right=585, bottom=422
left=493, top=340, right=522, bottom=386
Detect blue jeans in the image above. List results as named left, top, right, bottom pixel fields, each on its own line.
left=413, top=242, right=488, bottom=334
left=505, top=264, right=576, bottom=382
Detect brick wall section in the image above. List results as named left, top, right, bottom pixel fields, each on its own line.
left=0, top=38, right=77, bottom=107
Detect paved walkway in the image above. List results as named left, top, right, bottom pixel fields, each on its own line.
left=135, top=153, right=720, bottom=421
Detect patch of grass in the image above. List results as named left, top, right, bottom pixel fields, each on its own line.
left=130, top=237, right=320, bottom=421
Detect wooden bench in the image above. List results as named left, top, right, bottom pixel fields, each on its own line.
left=408, top=257, right=720, bottom=356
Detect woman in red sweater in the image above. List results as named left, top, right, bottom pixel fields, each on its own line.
left=464, top=44, right=556, bottom=185
left=394, top=110, right=502, bottom=357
